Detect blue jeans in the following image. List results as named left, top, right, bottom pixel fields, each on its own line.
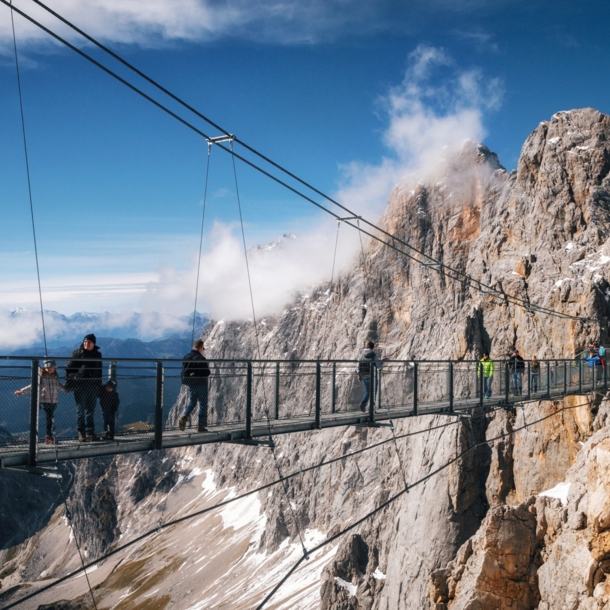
left=360, top=377, right=372, bottom=407
left=483, top=376, right=493, bottom=397
left=531, top=373, right=539, bottom=392
left=511, top=372, right=523, bottom=394
left=40, top=402, right=56, bottom=438
left=183, top=382, right=209, bottom=427
left=74, top=382, right=98, bottom=435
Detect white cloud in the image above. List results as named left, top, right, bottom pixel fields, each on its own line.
left=0, top=44, right=503, bottom=333
left=0, top=0, right=385, bottom=51
left=0, top=0, right=524, bottom=52
left=138, top=46, right=503, bottom=320
left=334, top=44, right=503, bottom=214
left=139, top=221, right=361, bottom=320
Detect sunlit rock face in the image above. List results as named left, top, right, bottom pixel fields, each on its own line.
left=3, top=108, right=610, bottom=609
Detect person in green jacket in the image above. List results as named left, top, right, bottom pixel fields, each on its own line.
left=478, top=353, right=495, bottom=398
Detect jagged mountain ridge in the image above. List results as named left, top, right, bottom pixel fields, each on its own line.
left=2, top=108, right=610, bottom=609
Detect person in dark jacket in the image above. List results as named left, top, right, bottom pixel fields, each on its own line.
left=100, top=380, right=120, bottom=441
left=179, top=340, right=211, bottom=432
left=357, top=341, right=386, bottom=412
left=65, top=333, right=103, bottom=441
left=508, top=349, right=525, bottom=396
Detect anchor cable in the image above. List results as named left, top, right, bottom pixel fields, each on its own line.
left=254, top=397, right=597, bottom=609
left=1, top=0, right=600, bottom=326
left=230, top=143, right=308, bottom=557
left=191, top=142, right=212, bottom=344
left=10, top=0, right=48, bottom=356
left=1, top=414, right=467, bottom=609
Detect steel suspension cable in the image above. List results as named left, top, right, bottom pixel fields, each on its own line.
left=356, top=232, right=408, bottom=498
left=254, top=396, right=598, bottom=609
left=2, top=414, right=467, bottom=609
left=320, top=220, right=341, bottom=357
left=10, top=0, right=48, bottom=357
left=49, top=417, right=98, bottom=609
left=191, top=142, right=212, bottom=344
left=1, top=0, right=600, bottom=326
left=230, top=143, right=309, bottom=557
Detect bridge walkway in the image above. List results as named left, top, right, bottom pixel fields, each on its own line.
left=0, top=356, right=605, bottom=471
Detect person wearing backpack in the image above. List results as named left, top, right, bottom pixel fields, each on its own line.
left=597, top=343, right=606, bottom=370
left=357, top=341, right=385, bottom=412
left=179, top=339, right=211, bottom=432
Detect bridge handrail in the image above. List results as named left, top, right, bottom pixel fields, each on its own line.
left=0, top=355, right=597, bottom=364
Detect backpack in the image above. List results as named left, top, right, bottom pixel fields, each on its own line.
left=181, top=351, right=210, bottom=384
left=181, top=354, right=196, bottom=385
left=358, top=351, right=376, bottom=376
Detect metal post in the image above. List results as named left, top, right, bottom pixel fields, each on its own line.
left=274, top=362, right=280, bottom=420
left=28, top=360, right=39, bottom=467
left=605, top=357, right=608, bottom=390
left=505, top=362, right=510, bottom=405
left=154, top=362, right=164, bottom=450
left=368, top=366, right=376, bottom=424
left=246, top=362, right=252, bottom=439
left=331, top=363, right=336, bottom=414
left=527, top=362, right=531, bottom=400
left=547, top=361, right=551, bottom=397
left=315, top=362, right=321, bottom=429
left=479, top=362, right=484, bottom=410
left=448, top=363, right=454, bottom=413
left=579, top=359, right=583, bottom=393
left=108, top=360, right=117, bottom=382
left=564, top=360, right=568, bottom=395
left=413, top=362, right=418, bottom=416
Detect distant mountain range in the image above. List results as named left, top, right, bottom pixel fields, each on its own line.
left=8, top=335, right=194, bottom=360
left=2, top=309, right=208, bottom=354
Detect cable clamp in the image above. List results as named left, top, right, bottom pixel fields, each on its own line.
left=207, top=134, right=234, bottom=145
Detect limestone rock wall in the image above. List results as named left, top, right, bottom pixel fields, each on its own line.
left=4, top=108, right=610, bottom=609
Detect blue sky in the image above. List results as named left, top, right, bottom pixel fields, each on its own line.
left=1, top=0, right=610, bottom=343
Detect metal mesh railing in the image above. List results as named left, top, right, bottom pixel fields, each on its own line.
left=1, top=356, right=606, bottom=465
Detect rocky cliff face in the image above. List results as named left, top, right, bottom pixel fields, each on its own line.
left=3, top=108, right=610, bottom=610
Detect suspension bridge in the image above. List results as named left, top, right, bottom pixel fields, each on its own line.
left=2, top=2, right=608, bottom=609
left=0, top=354, right=604, bottom=473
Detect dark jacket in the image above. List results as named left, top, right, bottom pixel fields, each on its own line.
left=508, top=355, right=525, bottom=372
left=100, top=388, right=120, bottom=414
left=181, top=350, right=210, bottom=385
left=357, top=348, right=382, bottom=378
left=65, top=344, right=103, bottom=390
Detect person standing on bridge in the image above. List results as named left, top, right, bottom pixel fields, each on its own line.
left=14, top=359, right=68, bottom=444
left=509, top=350, right=525, bottom=396
left=100, top=380, right=120, bottom=441
left=179, top=339, right=211, bottom=433
left=597, top=342, right=605, bottom=370
left=65, top=334, right=103, bottom=442
left=357, top=341, right=386, bottom=412
left=478, top=353, right=494, bottom=399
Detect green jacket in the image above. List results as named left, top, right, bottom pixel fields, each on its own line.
left=478, top=358, right=495, bottom=378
